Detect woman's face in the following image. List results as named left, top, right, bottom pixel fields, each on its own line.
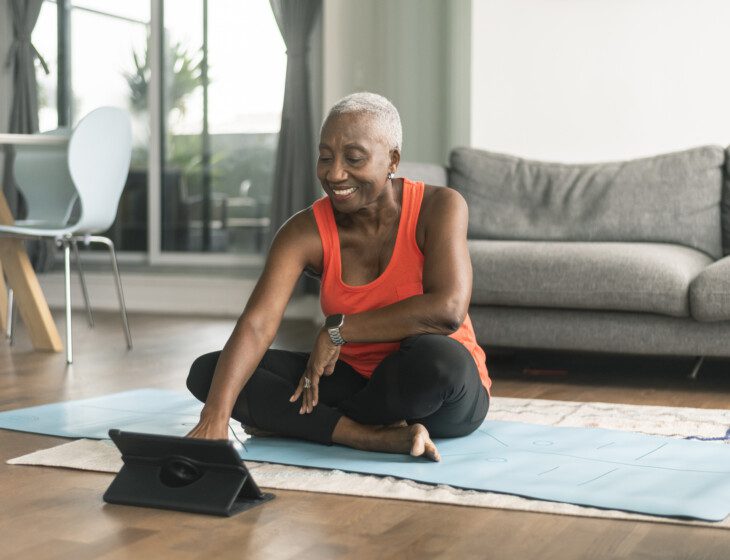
left=317, top=112, right=399, bottom=211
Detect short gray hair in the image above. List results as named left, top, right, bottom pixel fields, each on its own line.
left=323, top=92, right=403, bottom=151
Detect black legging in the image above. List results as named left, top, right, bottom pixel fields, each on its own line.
left=187, top=334, right=489, bottom=446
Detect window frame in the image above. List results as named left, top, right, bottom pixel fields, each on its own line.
left=48, top=0, right=270, bottom=268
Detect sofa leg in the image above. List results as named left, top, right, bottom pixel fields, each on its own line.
left=688, top=356, right=705, bottom=380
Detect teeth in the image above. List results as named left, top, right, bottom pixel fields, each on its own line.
left=333, top=187, right=357, bottom=196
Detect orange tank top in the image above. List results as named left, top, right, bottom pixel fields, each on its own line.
left=312, top=178, right=491, bottom=395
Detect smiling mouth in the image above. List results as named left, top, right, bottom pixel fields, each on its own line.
left=331, top=186, right=358, bottom=197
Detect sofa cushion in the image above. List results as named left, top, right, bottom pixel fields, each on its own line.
left=450, top=146, right=725, bottom=259
left=469, top=241, right=713, bottom=317
left=690, top=256, right=730, bottom=321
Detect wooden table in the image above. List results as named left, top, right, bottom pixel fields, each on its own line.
left=0, top=133, right=68, bottom=352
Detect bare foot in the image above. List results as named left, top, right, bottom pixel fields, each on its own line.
left=332, top=416, right=440, bottom=461
left=403, top=424, right=441, bottom=461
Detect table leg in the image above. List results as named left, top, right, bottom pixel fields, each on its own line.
left=0, top=261, right=7, bottom=332
left=0, top=238, right=63, bottom=351
left=0, top=189, right=62, bottom=352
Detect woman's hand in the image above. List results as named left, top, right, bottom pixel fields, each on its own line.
left=290, top=327, right=340, bottom=414
left=186, top=410, right=230, bottom=440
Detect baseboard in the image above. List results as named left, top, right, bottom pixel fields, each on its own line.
left=36, top=272, right=322, bottom=321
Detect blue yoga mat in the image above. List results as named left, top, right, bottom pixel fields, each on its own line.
left=2, top=389, right=729, bottom=521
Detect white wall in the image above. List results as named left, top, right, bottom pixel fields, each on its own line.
left=471, top=0, right=730, bottom=162
left=323, top=0, right=471, bottom=165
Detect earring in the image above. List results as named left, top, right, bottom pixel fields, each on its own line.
left=387, top=171, right=395, bottom=180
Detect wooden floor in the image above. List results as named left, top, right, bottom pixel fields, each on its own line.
left=2, top=312, right=730, bottom=560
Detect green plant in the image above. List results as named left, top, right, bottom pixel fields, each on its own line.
left=125, top=37, right=207, bottom=172
left=125, top=38, right=204, bottom=117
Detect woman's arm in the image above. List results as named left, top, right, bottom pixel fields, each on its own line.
left=187, top=210, right=320, bottom=439
left=338, top=187, right=471, bottom=343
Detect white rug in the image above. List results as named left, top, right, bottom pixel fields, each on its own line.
left=8, top=396, right=730, bottom=528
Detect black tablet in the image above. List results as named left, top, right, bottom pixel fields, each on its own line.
left=103, top=429, right=275, bottom=516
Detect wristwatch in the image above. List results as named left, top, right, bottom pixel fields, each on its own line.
left=325, top=314, right=347, bottom=346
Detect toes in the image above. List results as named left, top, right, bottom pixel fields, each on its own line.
left=410, top=433, right=426, bottom=457
left=426, top=441, right=441, bottom=462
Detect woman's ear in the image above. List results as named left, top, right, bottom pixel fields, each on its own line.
left=390, top=149, right=401, bottom=174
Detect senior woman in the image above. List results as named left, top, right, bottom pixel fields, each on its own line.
left=186, top=92, right=491, bottom=461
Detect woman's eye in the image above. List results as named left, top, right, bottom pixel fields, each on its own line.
left=318, top=156, right=332, bottom=162
left=346, top=157, right=363, bottom=164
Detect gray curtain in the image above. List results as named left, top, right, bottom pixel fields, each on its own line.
left=268, top=0, right=321, bottom=242
left=0, top=1, right=13, bottom=174
left=3, top=0, right=53, bottom=271
left=6, top=0, right=47, bottom=135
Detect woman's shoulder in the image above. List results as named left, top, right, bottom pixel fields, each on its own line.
left=420, top=182, right=464, bottom=200
left=411, top=183, right=466, bottom=248
left=419, top=184, right=467, bottom=225
left=277, top=205, right=320, bottom=240
left=271, top=205, right=323, bottom=264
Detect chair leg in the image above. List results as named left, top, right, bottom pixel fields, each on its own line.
left=71, top=239, right=94, bottom=328
left=6, top=287, right=14, bottom=345
left=83, top=235, right=132, bottom=350
left=62, top=238, right=73, bottom=364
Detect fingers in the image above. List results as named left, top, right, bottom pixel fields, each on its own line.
left=289, top=374, right=313, bottom=414
left=186, top=421, right=208, bottom=439
left=185, top=422, right=225, bottom=440
left=300, top=375, right=320, bottom=414
left=291, top=374, right=312, bottom=414
left=291, top=368, right=328, bottom=413
left=300, top=380, right=308, bottom=414
left=290, top=377, right=304, bottom=403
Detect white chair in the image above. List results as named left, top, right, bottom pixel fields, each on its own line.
left=0, top=107, right=133, bottom=363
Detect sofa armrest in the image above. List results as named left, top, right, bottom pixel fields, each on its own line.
left=689, top=255, right=730, bottom=321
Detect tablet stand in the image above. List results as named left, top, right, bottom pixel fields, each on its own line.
left=104, top=450, right=274, bottom=516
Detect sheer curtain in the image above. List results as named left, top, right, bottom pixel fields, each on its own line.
left=269, top=0, right=322, bottom=294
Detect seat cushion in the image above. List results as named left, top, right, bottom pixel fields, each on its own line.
left=469, top=241, right=713, bottom=317
left=450, top=146, right=725, bottom=259
left=690, top=256, right=730, bottom=321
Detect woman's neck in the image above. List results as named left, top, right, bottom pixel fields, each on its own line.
left=337, top=179, right=403, bottom=235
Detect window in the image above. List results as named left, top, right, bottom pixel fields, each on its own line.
left=161, top=0, right=286, bottom=255
left=35, top=2, right=58, bottom=132
left=34, top=0, right=286, bottom=262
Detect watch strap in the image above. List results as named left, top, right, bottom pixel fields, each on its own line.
left=326, top=314, right=346, bottom=346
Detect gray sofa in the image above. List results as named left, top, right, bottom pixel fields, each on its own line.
left=398, top=146, right=730, bottom=365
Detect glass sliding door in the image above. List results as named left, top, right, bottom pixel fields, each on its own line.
left=161, top=0, right=285, bottom=256
left=71, top=1, right=152, bottom=252
left=36, top=0, right=152, bottom=253
left=34, top=2, right=58, bottom=133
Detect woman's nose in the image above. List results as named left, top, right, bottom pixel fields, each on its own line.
left=327, top=158, right=348, bottom=182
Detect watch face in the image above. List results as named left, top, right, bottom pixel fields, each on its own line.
left=325, top=314, right=344, bottom=329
